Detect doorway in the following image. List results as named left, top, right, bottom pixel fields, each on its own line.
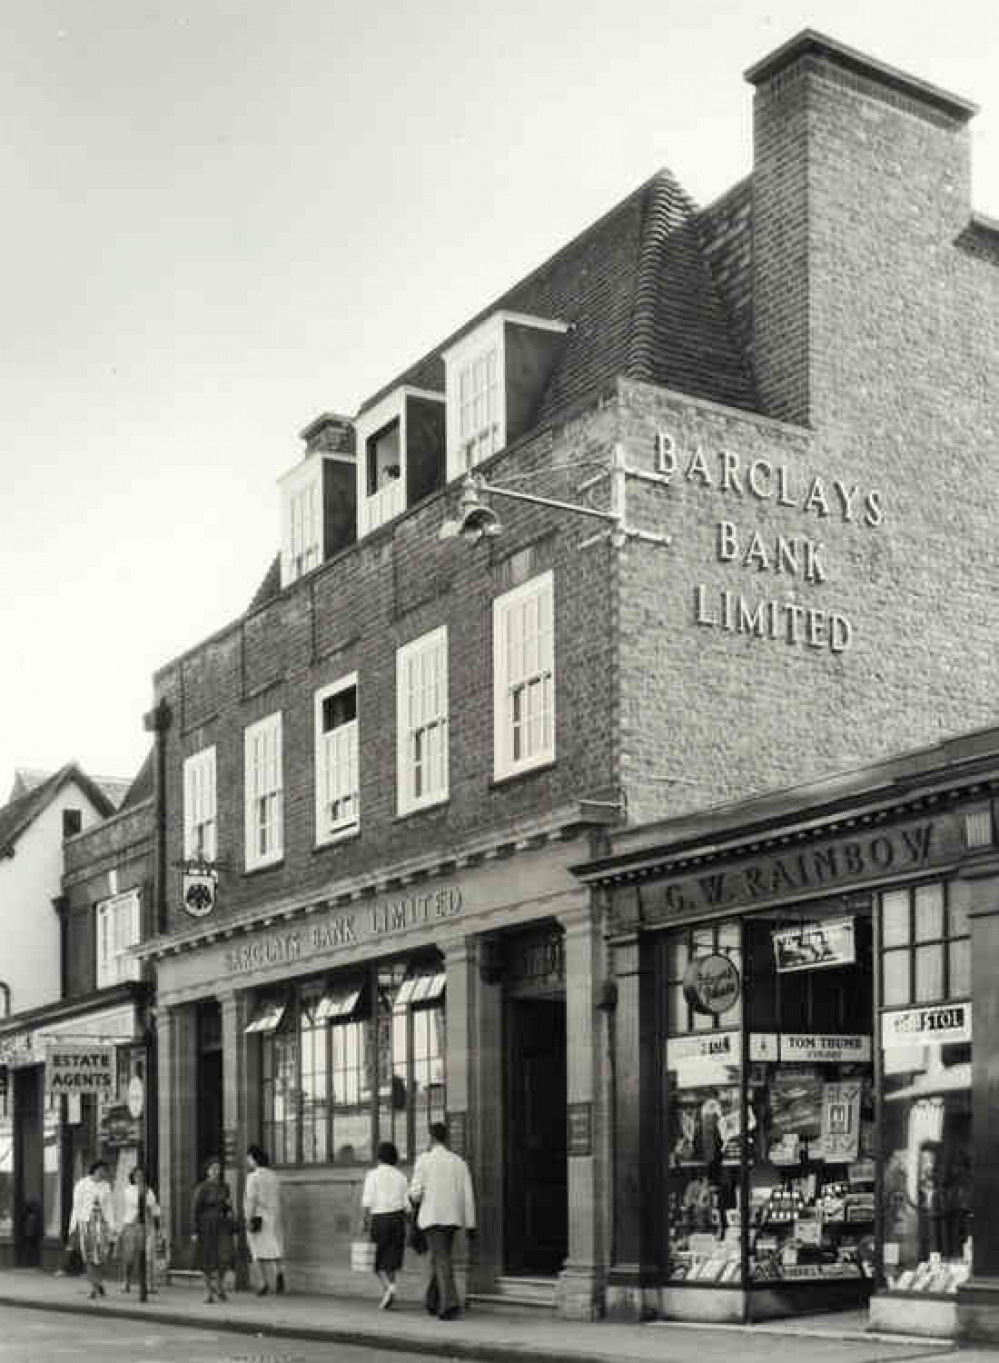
left=196, top=1002, right=223, bottom=1176
left=505, top=998, right=568, bottom=1275
left=13, top=1067, right=43, bottom=1267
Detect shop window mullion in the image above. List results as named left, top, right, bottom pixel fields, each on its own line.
left=325, top=1018, right=333, bottom=1164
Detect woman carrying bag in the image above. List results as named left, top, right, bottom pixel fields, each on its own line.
left=360, top=1141, right=410, bottom=1309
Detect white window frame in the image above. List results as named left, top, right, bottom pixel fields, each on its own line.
left=493, top=569, right=555, bottom=781
left=443, top=311, right=569, bottom=483
left=315, top=673, right=360, bottom=844
left=96, top=890, right=141, bottom=988
left=396, top=626, right=449, bottom=816
left=278, top=459, right=323, bottom=587
left=354, top=387, right=445, bottom=539
left=183, top=745, right=217, bottom=863
left=244, top=712, right=284, bottom=870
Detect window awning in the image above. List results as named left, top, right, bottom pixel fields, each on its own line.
left=394, top=970, right=446, bottom=1008
left=316, top=981, right=364, bottom=1021
left=244, top=999, right=287, bottom=1034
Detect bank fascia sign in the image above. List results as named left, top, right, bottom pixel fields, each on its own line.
left=635, top=814, right=952, bottom=925
left=222, top=884, right=464, bottom=977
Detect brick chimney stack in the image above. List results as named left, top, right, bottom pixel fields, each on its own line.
left=745, top=30, right=978, bottom=428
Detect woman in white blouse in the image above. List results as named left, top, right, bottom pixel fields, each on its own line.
left=68, top=1158, right=117, bottom=1300
left=361, top=1141, right=410, bottom=1309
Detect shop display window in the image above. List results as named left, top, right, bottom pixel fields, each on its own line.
left=878, top=881, right=971, bottom=1297
left=663, top=920, right=745, bottom=1284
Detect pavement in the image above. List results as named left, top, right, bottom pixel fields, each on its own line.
left=0, top=1268, right=990, bottom=1363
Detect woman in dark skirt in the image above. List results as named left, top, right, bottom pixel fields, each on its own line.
left=361, top=1141, right=409, bottom=1309
left=190, top=1156, right=235, bottom=1303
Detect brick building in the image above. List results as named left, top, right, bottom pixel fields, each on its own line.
left=0, top=761, right=149, bottom=1268
left=138, top=30, right=997, bottom=1328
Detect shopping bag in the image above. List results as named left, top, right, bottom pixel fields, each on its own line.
left=350, top=1239, right=377, bottom=1272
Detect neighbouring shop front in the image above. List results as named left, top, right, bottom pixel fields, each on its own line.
left=0, top=984, right=151, bottom=1269
left=577, top=735, right=998, bottom=1339
left=146, top=830, right=607, bottom=1317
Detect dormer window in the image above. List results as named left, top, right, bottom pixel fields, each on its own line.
left=444, top=311, right=569, bottom=484
left=277, top=414, right=357, bottom=589
left=354, top=387, right=445, bottom=538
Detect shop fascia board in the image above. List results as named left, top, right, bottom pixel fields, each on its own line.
left=575, top=762, right=999, bottom=887
left=137, top=799, right=594, bottom=963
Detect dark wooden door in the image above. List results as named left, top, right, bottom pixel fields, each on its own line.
left=505, top=999, right=568, bottom=1275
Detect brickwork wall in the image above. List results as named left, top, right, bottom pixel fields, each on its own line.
left=153, top=406, right=619, bottom=935
left=61, top=801, right=153, bottom=996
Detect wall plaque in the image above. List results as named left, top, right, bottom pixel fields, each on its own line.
left=567, top=1101, right=593, bottom=1157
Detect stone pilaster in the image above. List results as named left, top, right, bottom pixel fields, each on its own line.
left=156, top=1002, right=198, bottom=1257
left=956, top=851, right=999, bottom=1342
left=555, top=897, right=606, bottom=1320
left=444, top=935, right=502, bottom=1292
left=219, top=989, right=253, bottom=1289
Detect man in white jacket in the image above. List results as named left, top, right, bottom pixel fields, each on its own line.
left=408, top=1121, right=476, bottom=1320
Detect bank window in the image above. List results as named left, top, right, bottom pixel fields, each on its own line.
left=255, top=956, right=445, bottom=1167
left=315, top=676, right=359, bottom=844
left=880, top=883, right=969, bottom=1008
left=244, top=712, right=283, bottom=870
left=397, top=627, right=448, bottom=816
left=493, top=570, right=554, bottom=781
left=183, top=746, right=217, bottom=863
left=95, top=889, right=141, bottom=988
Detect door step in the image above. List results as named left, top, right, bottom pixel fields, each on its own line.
left=468, top=1275, right=558, bottom=1312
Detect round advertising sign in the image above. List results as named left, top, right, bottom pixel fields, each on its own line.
left=682, top=953, right=741, bottom=1016
left=126, top=1075, right=144, bottom=1119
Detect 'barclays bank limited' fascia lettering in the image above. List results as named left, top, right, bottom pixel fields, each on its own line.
left=224, top=886, right=462, bottom=976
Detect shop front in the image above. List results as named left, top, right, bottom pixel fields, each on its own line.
left=0, top=985, right=151, bottom=1269
left=579, top=735, right=997, bottom=1338
left=147, top=830, right=608, bottom=1317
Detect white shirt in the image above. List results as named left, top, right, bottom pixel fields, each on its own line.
left=409, top=1144, right=476, bottom=1230
left=122, top=1186, right=159, bottom=1226
left=68, top=1176, right=117, bottom=1236
left=361, top=1163, right=409, bottom=1214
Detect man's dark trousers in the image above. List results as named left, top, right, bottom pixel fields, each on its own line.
left=424, top=1225, right=459, bottom=1317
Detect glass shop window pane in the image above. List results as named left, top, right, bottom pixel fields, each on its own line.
left=914, top=885, right=945, bottom=943
left=949, top=939, right=971, bottom=998
left=915, top=945, right=944, bottom=1003
left=882, top=891, right=910, bottom=949
left=882, top=950, right=910, bottom=1007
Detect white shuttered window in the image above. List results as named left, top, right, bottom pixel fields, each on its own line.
left=96, top=890, right=141, bottom=988
left=397, top=627, right=448, bottom=815
left=183, top=746, right=217, bottom=862
left=315, top=675, right=359, bottom=843
left=244, top=713, right=283, bottom=869
left=493, top=570, right=555, bottom=780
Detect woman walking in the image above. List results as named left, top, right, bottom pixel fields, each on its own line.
left=361, top=1141, right=409, bottom=1309
left=244, top=1144, right=285, bottom=1296
left=68, top=1158, right=118, bottom=1301
left=120, top=1165, right=160, bottom=1294
left=190, top=1156, right=234, bottom=1303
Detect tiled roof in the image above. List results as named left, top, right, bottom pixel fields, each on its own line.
left=247, top=553, right=281, bottom=614
left=358, top=168, right=757, bottom=420
left=119, top=749, right=155, bottom=810
left=0, top=764, right=117, bottom=856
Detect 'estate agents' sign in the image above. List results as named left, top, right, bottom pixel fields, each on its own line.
left=45, top=1044, right=115, bottom=1097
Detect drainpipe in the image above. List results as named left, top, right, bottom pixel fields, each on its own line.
left=143, top=699, right=173, bottom=937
